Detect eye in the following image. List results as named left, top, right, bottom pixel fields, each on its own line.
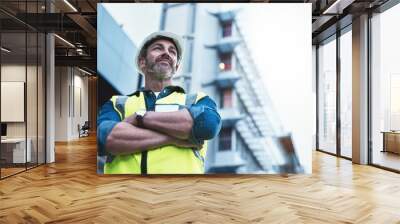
left=170, top=49, right=177, bottom=56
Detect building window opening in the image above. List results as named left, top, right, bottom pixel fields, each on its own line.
left=221, top=88, right=233, bottom=108
left=222, top=21, right=233, bottom=37
left=219, top=128, right=232, bottom=151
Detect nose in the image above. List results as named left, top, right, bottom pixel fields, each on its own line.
left=159, top=51, right=174, bottom=62
left=161, top=51, right=170, bottom=57
left=160, top=50, right=173, bottom=59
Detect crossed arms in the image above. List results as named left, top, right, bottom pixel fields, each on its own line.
left=97, top=96, right=222, bottom=156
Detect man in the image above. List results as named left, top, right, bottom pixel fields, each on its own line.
left=97, top=31, right=222, bottom=174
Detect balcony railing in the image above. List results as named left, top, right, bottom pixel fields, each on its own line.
left=207, top=150, right=245, bottom=173
left=219, top=107, right=244, bottom=127
left=208, top=9, right=240, bottom=23
left=205, top=36, right=241, bottom=54
left=214, top=70, right=241, bottom=89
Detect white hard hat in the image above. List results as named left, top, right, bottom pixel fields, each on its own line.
left=135, top=31, right=184, bottom=75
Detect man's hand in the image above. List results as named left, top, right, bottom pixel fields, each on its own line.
left=123, top=113, right=138, bottom=126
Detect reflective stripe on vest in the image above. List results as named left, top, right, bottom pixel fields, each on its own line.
left=104, top=91, right=208, bottom=174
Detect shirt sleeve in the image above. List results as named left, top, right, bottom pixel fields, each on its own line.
left=187, top=96, right=222, bottom=145
left=97, top=100, right=121, bottom=156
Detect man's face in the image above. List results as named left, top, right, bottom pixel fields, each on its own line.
left=139, top=39, right=179, bottom=80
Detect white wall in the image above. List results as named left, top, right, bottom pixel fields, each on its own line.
left=312, top=45, right=316, bottom=150
left=55, top=67, right=68, bottom=141
left=72, top=73, right=89, bottom=138
left=55, top=67, right=89, bottom=141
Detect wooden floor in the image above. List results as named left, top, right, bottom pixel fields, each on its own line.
left=1, top=136, right=400, bottom=223
left=1, top=163, right=44, bottom=178
left=0, top=167, right=26, bottom=178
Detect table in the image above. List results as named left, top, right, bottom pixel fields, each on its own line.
left=1, top=138, right=31, bottom=163
left=381, top=131, right=400, bottom=154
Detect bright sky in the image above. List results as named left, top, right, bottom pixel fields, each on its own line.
left=103, top=4, right=162, bottom=44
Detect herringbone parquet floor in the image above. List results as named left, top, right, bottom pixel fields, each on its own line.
left=1, top=135, right=400, bottom=223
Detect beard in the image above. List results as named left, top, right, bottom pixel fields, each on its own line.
left=144, top=56, right=177, bottom=80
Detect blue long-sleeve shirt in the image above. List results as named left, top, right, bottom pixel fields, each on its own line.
left=97, top=87, right=221, bottom=156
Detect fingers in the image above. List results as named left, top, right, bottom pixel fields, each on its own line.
left=123, top=114, right=137, bottom=125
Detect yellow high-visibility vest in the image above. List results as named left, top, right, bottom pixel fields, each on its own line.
left=104, top=90, right=208, bottom=174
